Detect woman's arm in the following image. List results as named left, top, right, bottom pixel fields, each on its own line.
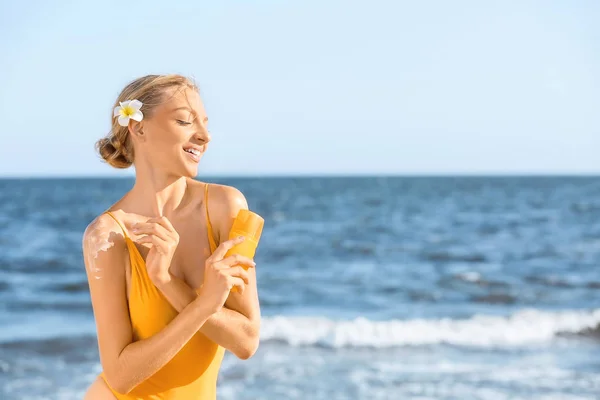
left=154, top=276, right=258, bottom=359
left=154, top=185, right=261, bottom=359
left=82, top=215, right=215, bottom=395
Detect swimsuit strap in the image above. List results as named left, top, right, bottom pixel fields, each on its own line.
left=104, top=211, right=129, bottom=239
left=205, top=183, right=218, bottom=252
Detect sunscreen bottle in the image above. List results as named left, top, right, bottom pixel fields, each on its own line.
left=225, top=209, right=264, bottom=291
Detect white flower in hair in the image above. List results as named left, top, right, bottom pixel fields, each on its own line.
left=113, top=100, right=144, bottom=127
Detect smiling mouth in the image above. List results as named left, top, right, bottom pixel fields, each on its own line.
left=183, top=147, right=201, bottom=162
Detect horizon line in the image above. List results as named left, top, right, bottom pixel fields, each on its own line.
left=0, top=172, right=598, bottom=179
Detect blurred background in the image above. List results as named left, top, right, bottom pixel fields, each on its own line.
left=1, top=1, right=599, bottom=399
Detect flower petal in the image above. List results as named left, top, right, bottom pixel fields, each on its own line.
left=129, top=99, right=143, bottom=110
left=120, top=100, right=130, bottom=108
left=130, top=110, right=144, bottom=122
left=118, top=115, right=130, bottom=127
left=113, top=106, right=122, bottom=117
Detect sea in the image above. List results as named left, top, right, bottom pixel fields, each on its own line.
left=0, top=176, right=599, bottom=400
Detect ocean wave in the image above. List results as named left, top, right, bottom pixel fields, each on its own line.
left=2, top=309, right=599, bottom=350
left=261, top=309, right=600, bottom=348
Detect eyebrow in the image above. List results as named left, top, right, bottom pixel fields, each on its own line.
left=171, top=107, right=209, bottom=122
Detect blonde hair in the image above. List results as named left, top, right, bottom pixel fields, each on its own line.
left=96, top=74, right=198, bottom=168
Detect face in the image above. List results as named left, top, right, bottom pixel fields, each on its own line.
left=133, top=87, right=211, bottom=178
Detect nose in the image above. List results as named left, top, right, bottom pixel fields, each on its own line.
left=194, top=121, right=211, bottom=144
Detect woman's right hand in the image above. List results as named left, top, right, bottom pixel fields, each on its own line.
left=196, top=236, right=256, bottom=314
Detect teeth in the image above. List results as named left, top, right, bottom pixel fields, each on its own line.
left=185, top=148, right=200, bottom=156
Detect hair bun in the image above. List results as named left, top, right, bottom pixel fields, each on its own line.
left=95, top=137, right=132, bottom=169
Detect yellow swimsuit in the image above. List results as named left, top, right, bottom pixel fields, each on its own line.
left=100, top=183, right=224, bottom=399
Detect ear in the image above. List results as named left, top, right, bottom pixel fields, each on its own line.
left=129, top=121, right=145, bottom=142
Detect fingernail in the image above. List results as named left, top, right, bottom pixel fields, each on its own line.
left=237, top=235, right=244, bottom=240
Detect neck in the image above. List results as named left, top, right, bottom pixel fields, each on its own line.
left=130, top=166, right=189, bottom=218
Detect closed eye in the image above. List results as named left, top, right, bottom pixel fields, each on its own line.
left=176, top=120, right=192, bottom=126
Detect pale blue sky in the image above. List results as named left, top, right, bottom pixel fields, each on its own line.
left=0, top=0, right=598, bottom=177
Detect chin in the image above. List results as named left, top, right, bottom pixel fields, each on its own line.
left=173, top=156, right=200, bottom=177
left=182, top=165, right=199, bottom=178
left=167, top=163, right=198, bottom=179
left=179, top=149, right=204, bottom=178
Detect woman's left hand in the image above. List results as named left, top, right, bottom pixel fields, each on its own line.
left=131, top=216, right=180, bottom=284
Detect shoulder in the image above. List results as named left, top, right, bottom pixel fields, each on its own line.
left=208, top=183, right=248, bottom=210
left=205, top=183, right=249, bottom=241
left=186, top=179, right=247, bottom=209
left=82, top=212, right=128, bottom=261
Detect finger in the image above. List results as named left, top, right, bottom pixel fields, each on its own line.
left=228, top=276, right=246, bottom=294
left=132, top=222, right=171, bottom=241
left=146, top=216, right=176, bottom=234
left=223, top=266, right=250, bottom=284
left=217, top=254, right=256, bottom=270
left=210, top=236, right=246, bottom=260
left=135, top=234, right=169, bottom=253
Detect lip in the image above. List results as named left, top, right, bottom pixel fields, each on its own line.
left=183, top=148, right=201, bottom=163
left=182, top=144, right=204, bottom=163
left=183, top=144, right=204, bottom=153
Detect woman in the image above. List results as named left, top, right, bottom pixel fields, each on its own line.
left=82, top=74, right=261, bottom=399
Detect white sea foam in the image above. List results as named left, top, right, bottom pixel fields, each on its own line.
left=3, top=309, right=599, bottom=350
left=260, top=308, right=600, bottom=348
